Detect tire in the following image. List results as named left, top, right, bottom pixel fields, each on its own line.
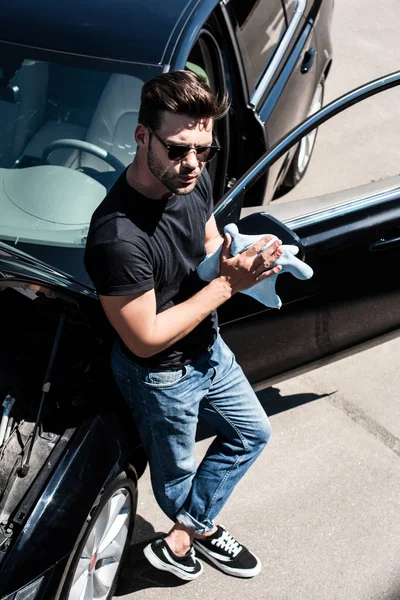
left=61, top=472, right=137, bottom=600
left=283, top=77, right=325, bottom=189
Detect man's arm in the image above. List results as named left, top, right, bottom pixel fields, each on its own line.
left=100, top=233, right=283, bottom=358
left=205, top=214, right=223, bottom=255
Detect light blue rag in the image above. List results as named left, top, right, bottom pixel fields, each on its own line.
left=197, top=222, right=313, bottom=309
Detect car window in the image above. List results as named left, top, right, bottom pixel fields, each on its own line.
left=0, top=52, right=161, bottom=258
left=228, top=0, right=286, bottom=90
left=187, top=33, right=229, bottom=201
left=0, top=59, right=143, bottom=176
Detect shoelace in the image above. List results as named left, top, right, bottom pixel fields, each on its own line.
left=211, top=530, right=242, bottom=557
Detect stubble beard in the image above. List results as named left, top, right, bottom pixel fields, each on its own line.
left=147, top=146, right=200, bottom=195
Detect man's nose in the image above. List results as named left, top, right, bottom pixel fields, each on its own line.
left=181, top=149, right=199, bottom=168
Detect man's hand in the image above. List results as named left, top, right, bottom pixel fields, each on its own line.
left=219, top=233, right=283, bottom=294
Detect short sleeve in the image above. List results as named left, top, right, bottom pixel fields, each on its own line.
left=84, top=240, right=154, bottom=296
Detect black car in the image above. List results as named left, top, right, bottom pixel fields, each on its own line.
left=4, top=2, right=400, bottom=600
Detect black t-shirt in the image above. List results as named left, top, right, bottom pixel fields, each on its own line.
left=84, top=169, right=218, bottom=369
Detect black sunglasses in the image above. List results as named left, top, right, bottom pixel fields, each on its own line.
left=147, top=126, right=221, bottom=163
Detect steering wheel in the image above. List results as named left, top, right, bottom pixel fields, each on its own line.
left=40, top=139, right=126, bottom=173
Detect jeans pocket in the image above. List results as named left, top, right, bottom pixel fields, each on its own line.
left=142, top=366, right=188, bottom=389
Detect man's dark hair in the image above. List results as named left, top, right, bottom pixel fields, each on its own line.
left=138, top=70, right=230, bottom=131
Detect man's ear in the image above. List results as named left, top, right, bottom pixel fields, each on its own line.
left=135, top=124, right=148, bottom=147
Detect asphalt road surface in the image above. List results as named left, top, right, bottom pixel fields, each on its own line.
left=115, top=2, right=400, bottom=599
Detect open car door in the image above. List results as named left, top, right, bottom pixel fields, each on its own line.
left=215, top=71, right=400, bottom=388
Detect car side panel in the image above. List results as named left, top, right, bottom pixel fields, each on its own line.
left=218, top=197, right=400, bottom=385
left=259, top=20, right=319, bottom=200
left=0, top=0, right=199, bottom=65
left=225, top=0, right=287, bottom=92
left=311, top=0, right=334, bottom=78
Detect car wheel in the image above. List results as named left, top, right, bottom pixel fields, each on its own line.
left=283, top=77, right=325, bottom=188
left=61, top=473, right=137, bottom=600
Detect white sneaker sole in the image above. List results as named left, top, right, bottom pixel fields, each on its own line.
left=193, top=541, right=262, bottom=578
left=143, top=543, right=203, bottom=581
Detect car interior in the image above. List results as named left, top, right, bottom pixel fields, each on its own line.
left=0, top=60, right=142, bottom=174
left=0, top=47, right=229, bottom=249
left=0, top=58, right=147, bottom=247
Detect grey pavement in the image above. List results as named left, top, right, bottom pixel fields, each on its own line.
left=114, top=1, right=400, bottom=598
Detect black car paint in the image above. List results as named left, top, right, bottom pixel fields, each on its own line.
left=215, top=70, right=400, bottom=384
left=219, top=201, right=400, bottom=384
left=0, top=0, right=198, bottom=66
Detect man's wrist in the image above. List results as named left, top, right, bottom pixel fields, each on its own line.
left=209, top=275, right=235, bottom=301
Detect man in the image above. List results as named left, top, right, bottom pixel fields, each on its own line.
left=84, top=70, right=283, bottom=581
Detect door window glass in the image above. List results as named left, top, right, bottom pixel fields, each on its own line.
left=229, top=0, right=286, bottom=89
left=186, top=33, right=229, bottom=200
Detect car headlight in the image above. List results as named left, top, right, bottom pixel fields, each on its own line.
left=1, top=576, right=44, bottom=600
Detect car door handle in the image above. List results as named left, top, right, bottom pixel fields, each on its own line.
left=369, top=236, right=400, bottom=251
left=301, top=48, right=315, bottom=74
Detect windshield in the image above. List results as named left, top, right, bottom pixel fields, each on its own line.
left=0, top=48, right=161, bottom=286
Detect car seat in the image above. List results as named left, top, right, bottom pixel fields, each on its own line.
left=78, top=73, right=142, bottom=172
left=24, top=73, right=143, bottom=174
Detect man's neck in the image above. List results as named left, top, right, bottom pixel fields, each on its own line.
left=125, top=161, right=172, bottom=200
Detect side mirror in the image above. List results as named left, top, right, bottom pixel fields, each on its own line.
left=236, top=212, right=305, bottom=260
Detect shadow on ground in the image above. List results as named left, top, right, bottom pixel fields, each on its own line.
left=257, top=385, right=335, bottom=416
left=115, top=515, right=191, bottom=595
left=196, top=385, right=335, bottom=442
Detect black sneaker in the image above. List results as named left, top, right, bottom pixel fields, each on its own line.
left=193, top=525, right=261, bottom=578
left=143, top=537, right=203, bottom=581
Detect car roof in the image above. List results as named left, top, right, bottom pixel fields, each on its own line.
left=0, top=0, right=218, bottom=66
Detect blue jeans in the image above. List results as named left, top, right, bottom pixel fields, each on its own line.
left=111, top=334, right=271, bottom=534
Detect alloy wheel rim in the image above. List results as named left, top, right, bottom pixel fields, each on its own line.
left=296, top=82, right=324, bottom=175
left=68, top=488, right=131, bottom=600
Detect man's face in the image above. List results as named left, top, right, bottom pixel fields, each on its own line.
left=146, top=112, right=214, bottom=195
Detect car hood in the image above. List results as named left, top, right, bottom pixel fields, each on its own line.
left=0, top=0, right=201, bottom=66
left=0, top=241, right=96, bottom=299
